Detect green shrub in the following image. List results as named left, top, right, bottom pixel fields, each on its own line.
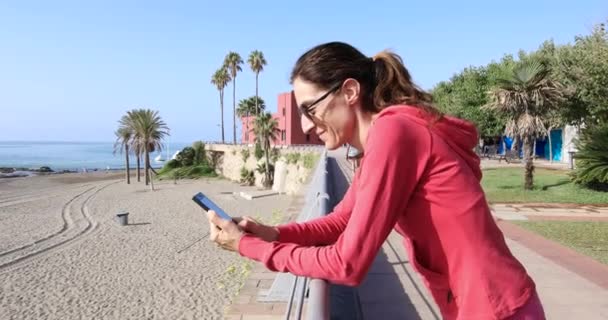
left=254, top=143, right=264, bottom=160
left=157, top=164, right=216, bottom=180
left=186, top=165, right=215, bottom=177
left=257, top=163, right=275, bottom=187
left=302, top=153, right=319, bottom=169
left=240, top=167, right=255, bottom=186
left=176, top=147, right=195, bottom=166
left=241, top=149, right=250, bottom=162
left=285, top=152, right=301, bottom=164
left=257, top=162, right=274, bottom=175
left=157, top=159, right=181, bottom=176
left=271, top=148, right=281, bottom=163
left=571, top=124, right=608, bottom=191
left=165, top=159, right=181, bottom=169
left=192, top=141, right=206, bottom=165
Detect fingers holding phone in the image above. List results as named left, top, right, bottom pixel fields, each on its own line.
left=234, top=216, right=279, bottom=242
left=206, top=210, right=243, bottom=252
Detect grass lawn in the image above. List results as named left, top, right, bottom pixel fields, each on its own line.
left=481, top=168, right=608, bottom=204
left=512, top=221, right=608, bottom=265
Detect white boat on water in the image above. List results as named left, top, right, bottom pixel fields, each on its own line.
left=154, top=140, right=171, bottom=164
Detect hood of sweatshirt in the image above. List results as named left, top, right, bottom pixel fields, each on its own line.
left=376, top=105, right=482, bottom=180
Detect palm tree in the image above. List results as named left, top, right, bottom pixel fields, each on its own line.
left=237, top=96, right=266, bottom=142
left=486, top=60, right=564, bottom=190
left=237, top=96, right=266, bottom=117
left=119, top=112, right=142, bottom=182
left=211, top=67, right=231, bottom=143
left=113, top=126, right=132, bottom=184
left=253, top=112, right=280, bottom=187
left=224, top=52, right=243, bottom=144
left=248, top=50, right=267, bottom=117
left=125, top=109, right=170, bottom=190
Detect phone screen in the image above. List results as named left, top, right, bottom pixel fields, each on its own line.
left=192, top=192, right=232, bottom=221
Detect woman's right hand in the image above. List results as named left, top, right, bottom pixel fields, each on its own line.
left=234, top=216, right=279, bottom=242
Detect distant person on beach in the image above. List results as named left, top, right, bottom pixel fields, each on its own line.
left=206, top=42, right=545, bottom=319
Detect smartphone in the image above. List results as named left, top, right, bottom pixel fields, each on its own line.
left=192, top=192, right=232, bottom=221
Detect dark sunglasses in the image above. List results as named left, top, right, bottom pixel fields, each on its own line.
left=298, top=82, right=342, bottom=121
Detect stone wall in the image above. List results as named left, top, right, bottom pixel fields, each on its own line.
left=205, top=144, right=322, bottom=194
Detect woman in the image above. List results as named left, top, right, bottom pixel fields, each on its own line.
left=206, top=42, right=545, bottom=319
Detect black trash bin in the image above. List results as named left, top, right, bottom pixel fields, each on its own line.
left=116, top=212, right=129, bottom=226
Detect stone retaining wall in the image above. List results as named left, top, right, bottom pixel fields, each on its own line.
left=205, top=144, right=322, bottom=194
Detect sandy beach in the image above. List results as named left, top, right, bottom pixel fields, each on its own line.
left=0, top=173, right=295, bottom=319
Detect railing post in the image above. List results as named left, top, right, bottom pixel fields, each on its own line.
left=306, top=279, right=330, bottom=320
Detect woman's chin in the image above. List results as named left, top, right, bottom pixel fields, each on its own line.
left=324, top=140, right=341, bottom=150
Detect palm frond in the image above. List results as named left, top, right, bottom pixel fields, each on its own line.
left=211, top=67, right=231, bottom=91
left=485, top=58, right=565, bottom=140
left=248, top=50, right=267, bottom=73
left=224, top=52, right=243, bottom=77
left=572, top=125, right=608, bottom=186
left=237, top=96, right=266, bottom=117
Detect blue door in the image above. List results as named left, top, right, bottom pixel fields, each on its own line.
left=535, top=138, right=546, bottom=158
left=544, top=129, right=563, bottom=161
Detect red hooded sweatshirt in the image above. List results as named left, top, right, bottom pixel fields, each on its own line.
left=238, top=105, right=535, bottom=319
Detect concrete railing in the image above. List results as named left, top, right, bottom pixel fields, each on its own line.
left=279, top=149, right=331, bottom=319
left=259, top=149, right=361, bottom=320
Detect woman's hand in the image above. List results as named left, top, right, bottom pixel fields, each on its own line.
left=234, top=216, right=279, bottom=242
left=207, top=211, right=244, bottom=252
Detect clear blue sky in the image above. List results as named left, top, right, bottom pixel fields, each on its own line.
left=1, top=1, right=606, bottom=143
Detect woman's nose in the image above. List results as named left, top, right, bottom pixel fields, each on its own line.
left=300, top=115, right=315, bottom=134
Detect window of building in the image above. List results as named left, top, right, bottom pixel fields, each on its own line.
left=305, top=134, right=310, bottom=142
left=282, top=108, right=286, bottom=116
left=281, top=130, right=286, bottom=141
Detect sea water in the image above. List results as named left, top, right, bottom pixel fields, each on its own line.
left=0, top=141, right=190, bottom=171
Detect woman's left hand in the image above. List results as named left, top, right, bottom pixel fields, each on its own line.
left=206, top=211, right=244, bottom=252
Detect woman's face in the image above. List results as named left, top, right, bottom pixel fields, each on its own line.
left=293, top=77, right=358, bottom=150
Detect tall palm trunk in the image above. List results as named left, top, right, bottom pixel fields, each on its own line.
left=264, top=139, right=271, bottom=187
left=232, top=78, right=236, bottom=144
left=146, top=151, right=154, bottom=191
left=137, top=154, right=141, bottom=182
left=125, top=145, right=130, bottom=184
left=255, top=72, right=259, bottom=116
left=144, top=146, right=150, bottom=186
left=523, top=136, right=535, bottom=190
left=220, top=90, right=225, bottom=143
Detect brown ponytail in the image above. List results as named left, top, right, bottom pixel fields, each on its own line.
left=290, top=42, right=441, bottom=117
left=371, top=51, right=436, bottom=114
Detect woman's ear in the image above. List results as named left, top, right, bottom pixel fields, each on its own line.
left=342, top=78, right=361, bottom=107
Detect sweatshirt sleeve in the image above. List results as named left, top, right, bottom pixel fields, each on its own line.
left=238, top=115, right=431, bottom=286
left=273, top=175, right=358, bottom=246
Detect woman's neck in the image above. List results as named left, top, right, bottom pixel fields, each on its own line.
left=350, top=110, right=378, bottom=152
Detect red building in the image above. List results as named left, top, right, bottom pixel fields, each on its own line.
left=240, top=91, right=324, bottom=146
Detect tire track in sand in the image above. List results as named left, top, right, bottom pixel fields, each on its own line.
left=0, top=181, right=120, bottom=273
